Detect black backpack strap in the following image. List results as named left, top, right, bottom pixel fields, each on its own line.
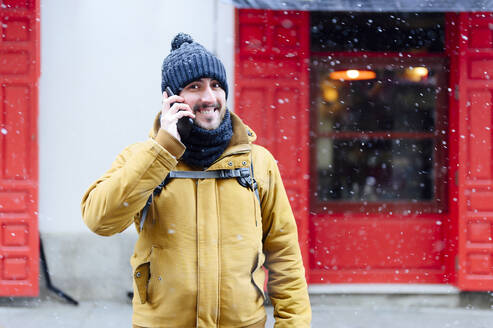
left=139, top=174, right=171, bottom=231
left=139, top=195, right=153, bottom=231
left=139, top=168, right=255, bottom=231
left=169, top=168, right=249, bottom=179
left=237, top=160, right=260, bottom=204
left=250, top=159, right=260, bottom=205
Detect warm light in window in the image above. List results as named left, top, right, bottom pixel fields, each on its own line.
left=404, top=67, right=429, bottom=81
left=414, top=67, right=428, bottom=77
left=347, top=70, right=360, bottom=79
left=329, top=69, right=376, bottom=80
left=320, top=80, right=339, bottom=102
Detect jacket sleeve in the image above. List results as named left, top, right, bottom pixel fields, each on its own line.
left=81, top=135, right=183, bottom=236
left=255, top=147, right=312, bottom=328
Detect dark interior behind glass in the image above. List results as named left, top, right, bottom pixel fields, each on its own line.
left=310, top=13, right=447, bottom=212
left=311, top=12, right=445, bottom=52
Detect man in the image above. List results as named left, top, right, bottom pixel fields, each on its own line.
left=81, top=33, right=311, bottom=328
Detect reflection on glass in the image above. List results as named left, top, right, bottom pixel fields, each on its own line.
left=312, top=60, right=445, bottom=205
left=317, top=67, right=437, bottom=133
left=317, top=138, right=433, bottom=202
left=310, top=12, right=445, bottom=53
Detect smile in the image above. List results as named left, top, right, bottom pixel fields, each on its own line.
left=196, top=107, right=218, bottom=114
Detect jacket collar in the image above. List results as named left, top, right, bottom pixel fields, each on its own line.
left=222, top=111, right=256, bottom=151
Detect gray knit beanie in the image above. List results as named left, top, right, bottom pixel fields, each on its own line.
left=161, top=33, right=228, bottom=98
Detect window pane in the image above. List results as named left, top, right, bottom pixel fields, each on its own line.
left=315, top=66, right=438, bottom=133
left=316, top=138, right=434, bottom=202
left=311, top=12, right=445, bottom=53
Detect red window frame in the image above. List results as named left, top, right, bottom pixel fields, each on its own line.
left=310, top=52, right=449, bottom=215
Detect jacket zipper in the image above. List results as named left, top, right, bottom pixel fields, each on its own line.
left=195, top=179, right=200, bottom=328
left=253, top=190, right=258, bottom=227
left=197, top=148, right=254, bottom=327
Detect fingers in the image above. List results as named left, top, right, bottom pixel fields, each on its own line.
left=168, top=102, right=190, bottom=114
left=175, top=109, right=195, bottom=120
left=161, top=91, right=185, bottom=112
left=159, top=92, right=196, bottom=140
left=160, top=95, right=195, bottom=123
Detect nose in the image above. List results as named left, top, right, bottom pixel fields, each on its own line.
left=200, top=85, right=215, bottom=103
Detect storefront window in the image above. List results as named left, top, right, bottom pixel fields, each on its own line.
left=311, top=55, right=448, bottom=213
left=317, top=138, right=434, bottom=201
left=311, top=12, right=445, bottom=53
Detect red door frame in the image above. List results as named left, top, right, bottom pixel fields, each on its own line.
left=234, top=9, right=311, bottom=276
left=0, top=0, right=40, bottom=296
left=452, top=12, right=493, bottom=291
left=235, top=9, right=456, bottom=285
left=237, top=10, right=493, bottom=290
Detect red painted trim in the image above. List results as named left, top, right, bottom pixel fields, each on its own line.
left=315, top=132, right=437, bottom=139
left=235, top=8, right=311, bottom=282
left=444, top=12, right=460, bottom=287
left=310, top=270, right=448, bottom=284
left=309, top=212, right=450, bottom=284
left=312, top=51, right=448, bottom=59
left=454, top=12, right=493, bottom=291
left=0, top=0, right=40, bottom=297
left=456, top=13, right=470, bottom=290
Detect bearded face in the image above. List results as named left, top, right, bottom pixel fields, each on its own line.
left=179, top=78, right=227, bottom=130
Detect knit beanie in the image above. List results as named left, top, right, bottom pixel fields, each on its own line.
left=161, top=33, right=228, bottom=98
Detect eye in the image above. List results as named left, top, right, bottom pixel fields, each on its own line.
left=187, top=83, right=199, bottom=90
left=211, top=81, right=221, bottom=89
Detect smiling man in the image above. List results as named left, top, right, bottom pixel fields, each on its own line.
left=172, top=78, right=226, bottom=130
left=81, top=33, right=311, bottom=328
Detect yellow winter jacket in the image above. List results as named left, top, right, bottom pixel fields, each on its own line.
left=81, top=112, right=311, bottom=327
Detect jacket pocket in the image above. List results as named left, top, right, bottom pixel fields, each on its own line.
left=134, top=262, right=150, bottom=304
left=251, top=251, right=266, bottom=300
left=131, top=248, right=152, bottom=304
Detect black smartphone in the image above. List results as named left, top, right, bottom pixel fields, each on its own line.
left=165, top=86, right=193, bottom=140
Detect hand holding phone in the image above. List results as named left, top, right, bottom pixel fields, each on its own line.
left=164, top=86, right=193, bottom=140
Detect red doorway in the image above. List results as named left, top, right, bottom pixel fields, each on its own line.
left=236, top=9, right=493, bottom=290
left=309, top=52, right=450, bottom=284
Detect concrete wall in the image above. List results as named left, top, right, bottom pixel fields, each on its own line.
left=39, top=0, right=235, bottom=300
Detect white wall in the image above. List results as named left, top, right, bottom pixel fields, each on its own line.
left=39, top=0, right=235, bottom=234
left=38, top=0, right=235, bottom=299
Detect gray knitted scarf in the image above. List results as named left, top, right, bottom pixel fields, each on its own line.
left=181, top=110, right=233, bottom=169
